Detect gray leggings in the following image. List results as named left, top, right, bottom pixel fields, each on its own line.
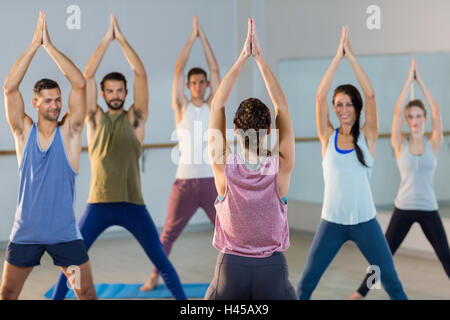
left=205, top=251, right=297, bottom=300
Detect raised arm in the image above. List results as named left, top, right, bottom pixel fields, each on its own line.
left=415, top=63, right=443, bottom=154
left=316, top=27, right=346, bottom=156
left=251, top=19, right=294, bottom=197
left=251, top=20, right=294, bottom=175
left=197, top=19, right=220, bottom=104
left=113, top=15, right=149, bottom=130
left=3, top=12, right=42, bottom=140
left=172, top=16, right=198, bottom=124
left=391, top=59, right=415, bottom=157
left=42, top=13, right=86, bottom=135
left=208, top=19, right=252, bottom=197
left=83, top=15, right=115, bottom=132
left=343, top=27, right=378, bottom=151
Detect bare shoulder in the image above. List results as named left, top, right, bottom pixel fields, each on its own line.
left=127, top=107, right=146, bottom=145
left=361, top=125, right=378, bottom=156
left=21, top=115, right=34, bottom=139
left=86, top=105, right=104, bottom=127
left=95, top=106, right=105, bottom=120
left=84, top=107, right=104, bottom=145
left=14, top=116, right=34, bottom=151
left=13, top=117, right=34, bottom=166
left=390, top=134, right=405, bottom=159
left=319, top=126, right=335, bottom=158
left=321, top=125, right=335, bottom=146
left=206, top=94, right=214, bottom=106
left=428, top=136, right=441, bottom=157
left=59, top=119, right=83, bottom=173
left=362, top=120, right=379, bottom=140
left=174, top=98, right=189, bottom=124
left=127, top=104, right=146, bottom=129
left=60, top=113, right=81, bottom=144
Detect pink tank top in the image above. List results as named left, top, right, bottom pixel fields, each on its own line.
left=213, top=153, right=290, bottom=258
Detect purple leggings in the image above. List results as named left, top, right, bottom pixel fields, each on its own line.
left=160, top=177, right=217, bottom=257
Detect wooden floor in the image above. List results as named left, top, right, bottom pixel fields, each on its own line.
left=0, top=228, right=449, bottom=300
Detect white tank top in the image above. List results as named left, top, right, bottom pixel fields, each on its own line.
left=175, top=102, right=213, bottom=179
left=321, top=129, right=377, bottom=225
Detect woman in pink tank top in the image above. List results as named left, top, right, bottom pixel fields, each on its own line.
left=204, top=19, right=297, bottom=300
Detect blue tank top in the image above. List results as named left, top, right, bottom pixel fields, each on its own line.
left=9, top=123, right=82, bottom=244
left=321, top=129, right=377, bottom=225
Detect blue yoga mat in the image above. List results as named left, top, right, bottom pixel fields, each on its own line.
left=44, top=283, right=209, bottom=299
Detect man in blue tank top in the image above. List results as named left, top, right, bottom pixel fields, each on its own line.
left=0, top=12, right=96, bottom=300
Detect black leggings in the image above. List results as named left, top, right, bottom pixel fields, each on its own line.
left=205, top=252, right=298, bottom=300
left=357, top=208, right=450, bottom=297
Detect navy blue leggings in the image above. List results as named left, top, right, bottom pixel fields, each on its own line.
left=51, top=203, right=186, bottom=300
left=297, top=218, right=408, bottom=300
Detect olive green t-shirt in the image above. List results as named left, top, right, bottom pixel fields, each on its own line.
left=87, top=111, right=145, bottom=205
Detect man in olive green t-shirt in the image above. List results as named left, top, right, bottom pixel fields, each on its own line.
left=50, top=14, right=186, bottom=300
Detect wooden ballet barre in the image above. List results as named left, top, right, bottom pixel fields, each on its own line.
left=1, top=131, right=449, bottom=156
left=80, top=142, right=178, bottom=152
left=0, top=149, right=16, bottom=156
left=294, top=130, right=450, bottom=143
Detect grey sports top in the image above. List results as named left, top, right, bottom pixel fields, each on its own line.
left=394, top=138, right=438, bottom=211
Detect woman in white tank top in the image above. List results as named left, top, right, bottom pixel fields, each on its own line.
left=297, top=26, right=407, bottom=300
left=350, top=58, right=450, bottom=299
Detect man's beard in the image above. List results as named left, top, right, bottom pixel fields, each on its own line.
left=107, top=99, right=125, bottom=110
left=42, top=109, right=60, bottom=121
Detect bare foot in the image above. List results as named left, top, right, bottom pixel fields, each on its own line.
left=140, top=273, right=160, bottom=292
left=347, top=291, right=364, bottom=300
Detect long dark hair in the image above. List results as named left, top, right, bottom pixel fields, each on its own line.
left=233, top=98, right=271, bottom=156
left=333, top=84, right=367, bottom=167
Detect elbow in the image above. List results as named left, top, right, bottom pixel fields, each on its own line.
left=72, top=119, right=85, bottom=133
left=210, top=99, right=224, bottom=112
left=209, top=66, right=220, bottom=75
left=83, top=70, right=94, bottom=80
left=3, top=82, right=17, bottom=95
left=280, top=152, right=295, bottom=173
left=174, top=64, right=184, bottom=75
left=365, top=91, right=376, bottom=101
left=316, top=93, right=327, bottom=104
left=83, top=64, right=98, bottom=80
left=72, top=77, right=86, bottom=90
left=285, top=158, right=295, bottom=172
left=133, top=68, right=147, bottom=78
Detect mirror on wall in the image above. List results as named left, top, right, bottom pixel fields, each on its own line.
left=279, top=53, right=450, bottom=217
